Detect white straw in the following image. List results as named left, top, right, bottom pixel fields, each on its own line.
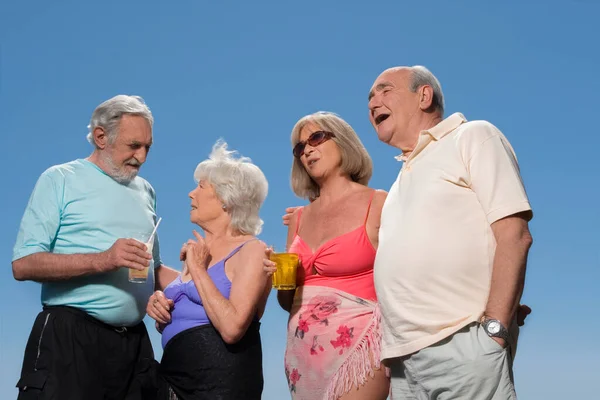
left=148, top=217, right=162, bottom=243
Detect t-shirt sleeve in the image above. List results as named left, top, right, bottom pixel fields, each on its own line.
left=13, top=169, right=64, bottom=261
left=466, top=124, right=533, bottom=225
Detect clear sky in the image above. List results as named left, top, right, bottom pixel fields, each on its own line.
left=1, top=1, right=599, bottom=399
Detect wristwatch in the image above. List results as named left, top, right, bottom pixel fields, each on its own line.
left=480, top=316, right=510, bottom=342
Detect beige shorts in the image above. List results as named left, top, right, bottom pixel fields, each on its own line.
left=390, top=322, right=517, bottom=399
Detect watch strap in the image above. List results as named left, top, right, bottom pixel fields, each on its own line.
left=481, top=316, right=510, bottom=341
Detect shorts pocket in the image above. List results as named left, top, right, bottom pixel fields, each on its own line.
left=477, top=323, right=506, bottom=354
left=16, top=370, right=48, bottom=399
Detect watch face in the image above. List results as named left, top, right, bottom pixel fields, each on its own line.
left=488, top=321, right=501, bottom=334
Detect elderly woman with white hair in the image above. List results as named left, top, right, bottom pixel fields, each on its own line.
left=146, top=140, right=270, bottom=400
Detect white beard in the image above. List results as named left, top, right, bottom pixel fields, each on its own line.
left=101, top=153, right=139, bottom=184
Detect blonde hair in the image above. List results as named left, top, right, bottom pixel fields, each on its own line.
left=290, top=112, right=373, bottom=199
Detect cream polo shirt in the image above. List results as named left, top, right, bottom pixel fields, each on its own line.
left=373, top=113, right=532, bottom=361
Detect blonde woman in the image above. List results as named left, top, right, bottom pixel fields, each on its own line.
left=265, top=112, right=390, bottom=400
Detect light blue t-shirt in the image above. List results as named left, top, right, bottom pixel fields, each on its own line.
left=13, top=159, right=162, bottom=327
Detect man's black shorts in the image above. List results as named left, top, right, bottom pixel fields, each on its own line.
left=16, top=306, right=158, bottom=400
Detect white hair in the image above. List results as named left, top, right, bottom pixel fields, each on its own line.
left=194, top=140, right=268, bottom=235
left=409, top=66, right=445, bottom=116
left=86, top=95, right=154, bottom=146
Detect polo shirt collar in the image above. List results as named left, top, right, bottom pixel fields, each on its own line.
left=427, top=112, right=467, bottom=140
left=395, top=113, right=467, bottom=162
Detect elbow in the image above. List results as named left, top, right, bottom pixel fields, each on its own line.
left=503, top=232, right=532, bottom=255
left=278, top=301, right=292, bottom=313
left=521, top=230, right=533, bottom=250
left=222, top=334, right=242, bottom=345
left=496, top=222, right=533, bottom=252
left=221, top=324, right=247, bottom=345
left=277, top=290, right=294, bottom=312
left=12, top=260, right=27, bottom=281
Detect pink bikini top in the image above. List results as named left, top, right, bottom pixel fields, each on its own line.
left=288, top=191, right=377, bottom=301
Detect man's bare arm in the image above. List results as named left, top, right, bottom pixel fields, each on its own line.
left=485, top=212, right=533, bottom=333
left=12, top=238, right=151, bottom=282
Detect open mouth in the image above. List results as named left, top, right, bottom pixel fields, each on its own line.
left=307, top=159, right=318, bottom=166
left=375, top=114, right=390, bottom=125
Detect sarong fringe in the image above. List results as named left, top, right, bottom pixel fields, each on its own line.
left=324, top=305, right=382, bottom=400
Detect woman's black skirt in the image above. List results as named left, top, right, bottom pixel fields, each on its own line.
left=158, top=321, right=263, bottom=400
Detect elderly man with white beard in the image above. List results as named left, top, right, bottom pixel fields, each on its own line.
left=12, top=95, right=178, bottom=400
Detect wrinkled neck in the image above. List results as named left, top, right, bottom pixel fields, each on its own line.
left=393, top=113, right=443, bottom=155
left=200, top=220, right=242, bottom=248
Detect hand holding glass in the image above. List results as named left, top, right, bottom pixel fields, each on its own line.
left=128, top=218, right=161, bottom=283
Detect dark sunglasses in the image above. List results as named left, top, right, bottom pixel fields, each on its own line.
left=293, top=131, right=336, bottom=158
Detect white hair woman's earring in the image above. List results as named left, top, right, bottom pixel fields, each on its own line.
left=222, top=204, right=226, bottom=210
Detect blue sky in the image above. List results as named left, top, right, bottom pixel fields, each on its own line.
left=1, top=1, right=599, bottom=398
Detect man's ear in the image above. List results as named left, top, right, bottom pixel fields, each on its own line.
left=418, top=85, right=434, bottom=111
left=92, top=127, right=108, bottom=149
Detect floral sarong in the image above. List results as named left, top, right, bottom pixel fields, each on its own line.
left=284, top=285, right=382, bottom=400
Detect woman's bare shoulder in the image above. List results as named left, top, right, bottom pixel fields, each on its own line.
left=372, top=188, right=388, bottom=201
left=238, top=238, right=267, bottom=258
left=369, top=189, right=388, bottom=213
